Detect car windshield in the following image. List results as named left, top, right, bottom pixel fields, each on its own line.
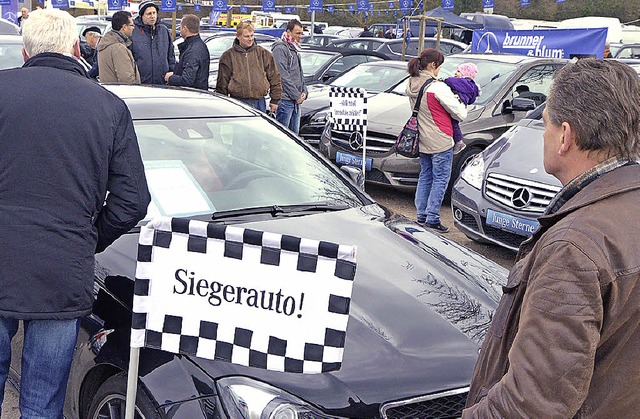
left=300, top=51, right=335, bottom=76
left=135, top=116, right=362, bottom=219
left=331, top=63, right=407, bottom=93
left=205, top=37, right=236, bottom=59
left=438, top=58, right=518, bottom=104
left=0, top=39, right=23, bottom=70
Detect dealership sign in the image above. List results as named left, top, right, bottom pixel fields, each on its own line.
left=472, top=27, right=608, bottom=59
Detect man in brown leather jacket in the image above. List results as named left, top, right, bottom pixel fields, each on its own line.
left=464, top=59, right=640, bottom=418
left=216, top=21, right=282, bottom=113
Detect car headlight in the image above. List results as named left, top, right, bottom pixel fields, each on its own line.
left=310, top=109, right=330, bottom=124
left=460, top=154, right=485, bottom=190
left=217, top=376, right=337, bottom=419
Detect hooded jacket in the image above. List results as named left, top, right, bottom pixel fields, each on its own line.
left=271, top=38, right=307, bottom=102
left=406, top=70, right=467, bottom=154
left=0, top=53, right=150, bottom=320
left=464, top=162, right=640, bottom=418
left=168, top=34, right=210, bottom=90
left=216, top=39, right=282, bottom=102
left=98, top=29, right=141, bottom=84
left=130, top=15, right=175, bottom=85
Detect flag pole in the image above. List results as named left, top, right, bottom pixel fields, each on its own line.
left=125, top=347, right=141, bottom=419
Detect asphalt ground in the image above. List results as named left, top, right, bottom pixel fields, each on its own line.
left=1, top=184, right=517, bottom=417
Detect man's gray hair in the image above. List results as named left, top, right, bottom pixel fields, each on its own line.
left=547, top=59, right=640, bottom=160
left=22, top=8, right=77, bottom=58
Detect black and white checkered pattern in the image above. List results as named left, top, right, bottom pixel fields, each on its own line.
left=329, top=86, right=368, bottom=132
left=132, top=217, right=357, bottom=374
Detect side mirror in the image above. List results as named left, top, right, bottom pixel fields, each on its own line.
left=340, top=166, right=365, bottom=190
left=502, top=97, right=536, bottom=114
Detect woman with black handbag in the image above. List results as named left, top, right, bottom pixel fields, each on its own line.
left=406, top=48, right=467, bottom=233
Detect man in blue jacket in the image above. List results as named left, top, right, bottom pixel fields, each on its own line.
left=131, top=0, right=175, bottom=84
left=164, top=14, right=210, bottom=90
left=0, top=9, right=150, bottom=417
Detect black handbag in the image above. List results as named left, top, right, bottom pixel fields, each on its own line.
left=394, top=78, right=434, bottom=158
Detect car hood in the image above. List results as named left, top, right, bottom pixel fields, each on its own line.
left=362, top=93, right=482, bottom=136
left=186, top=205, right=507, bottom=414
left=484, top=122, right=561, bottom=187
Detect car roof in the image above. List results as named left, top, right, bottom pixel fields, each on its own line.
left=448, top=52, right=567, bottom=64
left=102, top=85, right=258, bottom=119
left=355, top=60, right=407, bottom=69
left=306, top=45, right=390, bottom=60
left=0, top=34, right=22, bottom=43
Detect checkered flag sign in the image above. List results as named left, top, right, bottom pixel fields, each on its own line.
left=132, top=217, right=357, bottom=374
left=329, top=87, right=367, bottom=132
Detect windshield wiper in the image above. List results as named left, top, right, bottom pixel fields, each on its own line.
left=211, top=203, right=351, bottom=221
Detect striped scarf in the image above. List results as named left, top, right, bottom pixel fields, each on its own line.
left=280, top=31, right=301, bottom=51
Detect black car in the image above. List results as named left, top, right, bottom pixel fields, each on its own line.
left=9, top=85, right=507, bottom=418
left=300, top=60, right=410, bottom=146
left=327, top=37, right=467, bottom=60
left=300, top=47, right=390, bottom=84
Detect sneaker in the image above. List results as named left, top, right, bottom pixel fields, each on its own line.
left=453, top=141, right=466, bottom=154
left=417, top=219, right=426, bottom=225
left=425, top=222, right=450, bottom=233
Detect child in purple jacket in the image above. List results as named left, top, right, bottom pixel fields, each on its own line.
left=445, top=62, right=480, bottom=154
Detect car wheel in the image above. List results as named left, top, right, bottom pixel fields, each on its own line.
left=88, top=372, right=160, bottom=419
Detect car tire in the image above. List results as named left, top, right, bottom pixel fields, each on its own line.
left=88, top=372, right=160, bottom=419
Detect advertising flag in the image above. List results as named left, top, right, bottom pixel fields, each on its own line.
left=262, top=0, right=275, bottom=12
left=442, top=0, right=453, bottom=11
left=212, top=0, right=227, bottom=12
left=160, top=0, right=176, bottom=12
left=309, top=0, right=323, bottom=12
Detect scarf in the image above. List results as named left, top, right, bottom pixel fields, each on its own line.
left=281, top=32, right=301, bottom=51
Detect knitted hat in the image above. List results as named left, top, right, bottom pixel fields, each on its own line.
left=138, top=0, right=159, bottom=16
left=457, top=62, right=478, bottom=79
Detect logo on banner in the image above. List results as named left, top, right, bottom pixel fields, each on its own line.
left=399, top=0, right=411, bottom=11
left=472, top=28, right=608, bottom=59
left=262, top=0, right=275, bottom=12
left=309, top=0, right=323, bottom=12
left=442, top=0, right=453, bottom=10
left=356, top=0, right=368, bottom=12
left=194, top=3, right=200, bottom=12
left=212, top=0, right=227, bottom=12
left=131, top=217, right=357, bottom=373
left=51, top=0, right=70, bottom=9
left=160, top=0, right=175, bottom=12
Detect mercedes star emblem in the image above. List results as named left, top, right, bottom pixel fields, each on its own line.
left=511, top=187, right=532, bottom=208
left=349, top=132, right=363, bottom=151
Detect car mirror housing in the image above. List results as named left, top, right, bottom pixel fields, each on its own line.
left=502, top=97, right=536, bottom=114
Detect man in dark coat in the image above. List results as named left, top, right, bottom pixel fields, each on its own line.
left=0, top=9, right=150, bottom=417
left=164, top=14, right=210, bottom=90
left=130, top=0, right=176, bottom=84
left=80, top=25, right=101, bottom=67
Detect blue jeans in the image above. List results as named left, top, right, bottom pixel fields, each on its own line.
left=0, top=318, right=79, bottom=419
left=275, top=99, right=300, bottom=134
left=238, top=97, right=267, bottom=113
left=415, top=148, right=453, bottom=224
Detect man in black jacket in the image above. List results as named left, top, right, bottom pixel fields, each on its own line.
left=131, top=0, right=175, bottom=84
left=165, top=14, right=210, bottom=90
left=0, top=8, right=150, bottom=417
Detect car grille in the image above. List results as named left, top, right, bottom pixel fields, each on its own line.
left=453, top=206, right=479, bottom=231
left=331, top=130, right=396, bottom=155
left=484, top=173, right=560, bottom=214
left=380, top=388, right=468, bottom=419
left=481, top=218, right=528, bottom=249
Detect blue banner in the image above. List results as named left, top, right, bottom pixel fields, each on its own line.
left=482, top=0, right=493, bottom=7
left=107, top=0, right=123, bottom=10
left=262, top=0, right=275, bottom=12
left=472, top=28, right=608, bottom=59
left=520, top=0, right=529, bottom=6
left=369, top=2, right=373, bottom=10
left=160, top=0, right=175, bottom=12
left=398, top=0, right=411, bottom=11
left=51, top=0, right=70, bottom=8
left=388, top=0, right=393, bottom=7
left=556, top=0, right=564, bottom=2
left=327, top=4, right=334, bottom=12
left=240, top=5, right=248, bottom=12
left=177, top=3, right=182, bottom=10
left=0, top=0, right=13, bottom=6
left=193, top=3, right=200, bottom=12
left=212, top=0, right=227, bottom=12
left=442, top=0, right=453, bottom=11
left=356, top=0, right=368, bottom=12
left=347, top=3, right=354, bottom=12
left=309, top=0, right=322, bottom=12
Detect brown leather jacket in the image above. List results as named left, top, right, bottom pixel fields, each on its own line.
left=464, top=163, right=640, bottom=418
left=216, top=39, right=282, bottom=103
